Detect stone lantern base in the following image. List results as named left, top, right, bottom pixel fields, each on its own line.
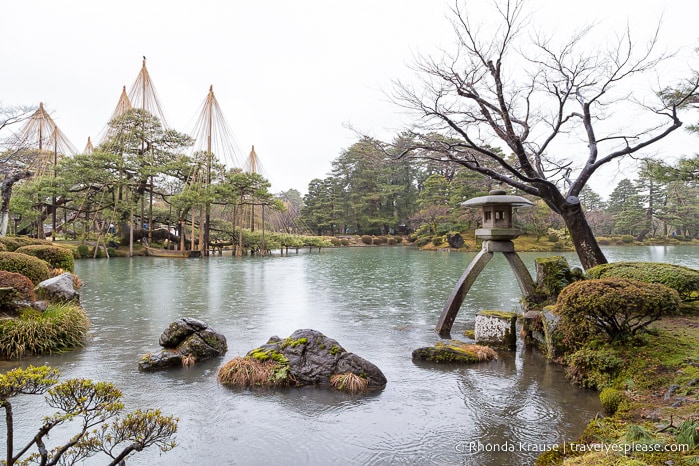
left=475, top=310, right=517, bottom=349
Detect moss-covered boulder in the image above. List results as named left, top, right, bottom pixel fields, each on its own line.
left=412, top=340, right=498, bottom=364
left=0, top=251, right=51, bottom=285
left=218, top=329, right=387, bottom=392
left=15, top=244, right=75, bottom=272
left=535, top=255, right=583, bottom=300
left=586, top=261, right=699, bottom=302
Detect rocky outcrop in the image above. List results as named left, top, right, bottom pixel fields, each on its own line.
left=139, top=318, right=227, bottom=371
left=218, top=329, right=387, bottom=392
left=35, top=272, right=79, bottom=302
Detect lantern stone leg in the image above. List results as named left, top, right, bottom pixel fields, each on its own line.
left=502, top=251, right=535, bottom=296
left=436, top=240, right=535, bottom=337
left=436, top=248, right=493, bottom=337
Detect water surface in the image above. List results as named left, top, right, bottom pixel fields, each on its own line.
left=7, top=245, right=693, bottom=465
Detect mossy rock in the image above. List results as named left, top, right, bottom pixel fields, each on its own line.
left=15, top=244, right=75, bottom=272
left=0, top=251, right=51, bottom=285
left=412, top=340, right=497, bottom=364
left=535, top=256, right=582, bottom=300
left=586, top=261, right=699, bottom=302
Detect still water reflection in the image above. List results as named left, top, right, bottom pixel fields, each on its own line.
left=6, top=245, right=694, bottom=465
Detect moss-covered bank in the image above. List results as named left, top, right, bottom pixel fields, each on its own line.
left=536, top=313, right=699, bottom=465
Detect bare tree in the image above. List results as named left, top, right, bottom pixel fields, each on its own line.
left=393, top=0, right=699, bottom=269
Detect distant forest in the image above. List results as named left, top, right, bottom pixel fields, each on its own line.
left=299, top=136, right=699, bottom=242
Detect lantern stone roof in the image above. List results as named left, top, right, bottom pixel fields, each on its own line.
left=461, top=189, right=534, bottom=209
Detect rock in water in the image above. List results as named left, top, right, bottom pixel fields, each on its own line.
left=139, top=318, right=227, bottom=371
left=412, top=340, right=498, bottom=364
left=219, top=328, right=387, bottom=391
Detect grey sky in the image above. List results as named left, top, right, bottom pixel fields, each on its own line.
left=2, top=0, right=697, bottom=197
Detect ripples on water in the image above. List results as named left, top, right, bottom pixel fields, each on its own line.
left=7, top=245, right=691, bottom=465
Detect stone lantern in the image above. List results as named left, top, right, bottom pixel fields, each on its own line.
left=464, top=189, right=533, bottom=240
left=436, top=189, right=536, bottom=336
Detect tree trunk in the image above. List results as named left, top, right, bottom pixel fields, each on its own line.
left=0, top=171, right=32, bottom=237
left=559, top=201, right=607, bottom=270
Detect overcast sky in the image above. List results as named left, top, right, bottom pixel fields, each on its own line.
left=2, top=0, right=698, bottom=198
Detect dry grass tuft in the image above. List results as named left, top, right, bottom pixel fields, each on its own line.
left=181, top=354, right=196, bottom=367
left=218, top=357, right=284, bottom=387
left=330, top=372, right=368, bottom=393
left=467, top=344, right=498, bottom=361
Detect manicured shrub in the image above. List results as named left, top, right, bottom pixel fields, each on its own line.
left=329, top=237, right=342, bottom=246
left=0, top=242, right=6, bottom=252
left=599, top=387, right=625, bottom=415
left=586, top=261, right=699, bottom=302
left=340, top=239, right=349, bottom=246
left=547, top=233, right=559, bottom=242
left=621, top=235, right=635, bottom=243
left=372, top=236, right=386, bottom=245
left=0, top=303, right=89, bottom=359
left=0, top=270, right=36, bottom=310
left=414, top=236, right=431, bottom=247
left=15, top=244, right=75, bottom=272
left=432, top=236, right=444, bottom=246
left=387, top=237, right=397, bottom=245
left=564, top=347, right=624, bottom=389
left=0, top=236, right=53, bottom=252
left=76, top=244, right=89, bottom=258
left=0, top=251, right=51, bottom=285
left=395, top=237, right=403, bottom=244
left=360, top=235, right=373, bottom=245
left=556, top=278, right=680, bottom=345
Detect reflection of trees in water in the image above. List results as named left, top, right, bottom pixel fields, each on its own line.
left=455, top=349, right=593, bottom=465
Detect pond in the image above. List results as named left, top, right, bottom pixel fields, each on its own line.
left=4, top=245, right=697, bottom=465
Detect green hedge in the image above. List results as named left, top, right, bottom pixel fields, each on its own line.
left=15, top=244, right=75, bottom=272
left=586, top=261, right=699, bottom=302
left=0, top=252, right=51, bottom=285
